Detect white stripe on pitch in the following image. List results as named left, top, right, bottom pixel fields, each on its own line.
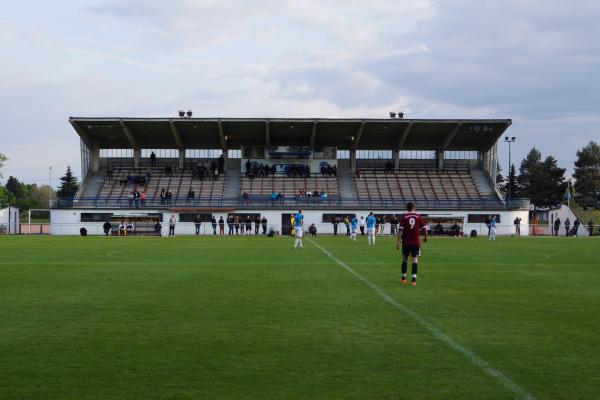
left=307, top=238, right=534, bottom=400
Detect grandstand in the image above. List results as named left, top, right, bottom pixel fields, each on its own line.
left=50, top=116, right=530, bottom=235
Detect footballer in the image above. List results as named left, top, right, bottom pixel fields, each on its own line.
left=396, top=202, right=428, bottom=286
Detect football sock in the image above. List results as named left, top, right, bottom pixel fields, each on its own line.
left=401, top=262, right=407, bottom=275
left=372, top=236, right=376, bottom=244
left=412, top=263, right=418, bottom=276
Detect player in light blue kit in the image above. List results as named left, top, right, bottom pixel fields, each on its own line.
left=350, top=215, right=358, bottom=241
left=293, top=209, right=304, bottom=249
left=366, top=212, right=377, bottom=245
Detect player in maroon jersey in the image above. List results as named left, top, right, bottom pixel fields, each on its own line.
left=396, top=202, right=428, bottom=286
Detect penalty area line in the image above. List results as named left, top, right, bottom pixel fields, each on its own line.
left=306, top=238, right=534, bottom=400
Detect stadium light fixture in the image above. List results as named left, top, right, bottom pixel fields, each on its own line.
left=178, top=110, right=185, bottom=117
left=187, top=110, right=193, bottom=117
left=504, top=136, right=517, bottom=201
left=389, top=112, right=397, bottom=118
left=398, top=112, right=404, bottom=119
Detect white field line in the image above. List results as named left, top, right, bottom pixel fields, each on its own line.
left=307, top=238, right=534, bottom=400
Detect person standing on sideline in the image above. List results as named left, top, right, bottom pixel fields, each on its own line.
left=227, top=215, right=234, bottom=235
left=359, top=216, right=366, bottom=236
left=489, top=215, right=497, bottom=241
left=293, top=209, right=304, bottom=249
left=211, top=216, right=217, bottom=235
left=514, top=217, right=521, bottom=236
left=169, top=214, right=176, bottom=236
left=588, top=219, right=594, bottom=236
left=554, top=218, right=561, bottom=236
left=573, top=219, right=580, bottom=236
left=103, top=219, right=112, bottom=236
left=344, top=216, right=350, bottom=236
left=254, top=215, right=261, bottom=235
left=194, top=214, right=202, bottom=235
left=350, top=215, right=358, bottom=241
left=332, top=217, right=339, bottom=236
left=366, top=212, right=377, bottom=245
left=219, top=216, right=225, bottom=235
left=396, top=202, right=428, bottom=286
left=564, top=218, right=571, bottom=236
left=390, top=215, right=398, bottom=235
left=261, top=216, right=268, bottom=234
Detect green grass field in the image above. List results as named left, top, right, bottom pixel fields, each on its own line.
left=1, top=235, right=599, bottom=399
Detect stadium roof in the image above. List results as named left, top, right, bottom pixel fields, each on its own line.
left=69, top=117, right=511, bottom=152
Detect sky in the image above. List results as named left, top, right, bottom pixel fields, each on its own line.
left=1, top=0, right=599, bottom=185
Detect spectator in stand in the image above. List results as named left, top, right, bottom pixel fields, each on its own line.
left=227, top=215, right=234, bottom=235
left=106, top=167, right=113, bottom=180
left=589, top=219, right=594, bottom=236
left=514, top=217, right=522, bottom=236
left=103, top=219, right=112, bottom=236
left=128, top=191, right=134, bottom=207
left=385, top=161, right=394, bottom=173
left=219, top=216, right=225, bottom=235
left=140, top=191, right=146, bottom=207
left=169, top=214, right=176, bottom=236
left=166, top=190, right=173, bottom=205
left=160, top=189, right=166, bottom=205
left=154, top=221, right=162, bottom=236
left=245, top=160, right=252, bottom=177
left=244, top=215, right=252, bottom=235
left=359, top=216, right=365, bottom=235
left=332, top=165, right=338, bottom=177
left=194, top=214, right=202, bottom=235
left=134, top=190, right=140, bottom=209
left=565, top=218, right=571, bottom=236
left=218, top=154, right=225, bottom=174
left=254, top=215, right=261, bottom=235
left=261, top=216, right=268, bottom=234
left=270, top=191, right=277, bottom=205
left=242, top=192, right=250, bottom=205
left=187, top=188, right=195, bottom=205
left=150, top=151, right=156, bottom=167
left=309, top=223, right=317, bottom=237
left=344, top=216, right=350, bottom=236
left=119, top=177, right=127, bottom=186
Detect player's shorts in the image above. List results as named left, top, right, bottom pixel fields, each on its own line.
left=294, top=227, right=303, bottom=238
left=367, top=228, right=374, bottom=236
left=402, top=244, right=421, bottom=257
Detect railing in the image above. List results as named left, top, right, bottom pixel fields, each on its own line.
left=50, top=195, right=524, bottom=210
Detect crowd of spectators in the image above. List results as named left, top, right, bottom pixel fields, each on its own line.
left=127, top=187, right=146, bottom=208
left=245, top=160, right=272, bottom=179
left=160, top=188, right=174, bottom=205
left=320, top=163, right=337, bottom=177
left=193, top=156, right=223, bottom=181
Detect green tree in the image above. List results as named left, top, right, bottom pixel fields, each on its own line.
left=501, top=164, right=519, bottom=198
left=56, top=166, right=79, bottom=198
left=496, top=162, right=504, bottom=187
left=0, top=153, right=7, bottom=178
left=572, top=141, right=600, bottom=200
left=5, top=176, right=21, bottom=198
left=518, top=148, right=566, bottom=208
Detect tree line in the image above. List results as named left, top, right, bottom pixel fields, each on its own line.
left=0, top=155, right=79, bottom=213
left=499, top=141, right=600, bottom=208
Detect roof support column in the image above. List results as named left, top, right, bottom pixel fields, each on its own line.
left=350, top=149, right=357, bottom=172
left=394, top=122, right=412, bottom=171
left=309, top=121, right=317, bottom=160
left=350, top=121, right=365, bottom=173
left=436, top=150, right=444, bottom=171
left=134, top=149, right=141, bottom=169
left=90, top=140, right=100, bottom=173
left=265, top=121, right=270, bottom=160
left=217, top=120, right=228, bottom=170
left=179, top=150, right=185, bottom=169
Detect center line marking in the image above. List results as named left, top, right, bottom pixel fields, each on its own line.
left=307, top=238, right=534, bottom=400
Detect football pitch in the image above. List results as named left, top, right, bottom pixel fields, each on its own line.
left=1, top=235, right=599, bottom=399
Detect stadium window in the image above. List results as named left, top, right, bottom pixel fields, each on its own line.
left=142, top=149, right=179, bottom=158
left=81, top=213, right=113, bottom=222
left=228, top=149, right=241, bottom=159
left=356, top=150, right=392, bottom=159
left=467, top=214, right=501, bottom=223
left=399, top=150, right=436, bottom=160
left=336, top=150, right=350, bottom=159
left=178, top=213, right=213, bottom=223
left=444, top=151, right=479, bottom=160
left=99, top=149, right=134, bottom=158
